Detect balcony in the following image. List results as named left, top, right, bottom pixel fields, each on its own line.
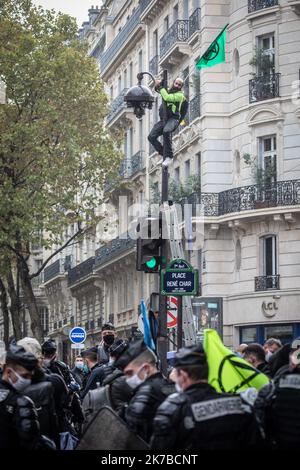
left=89, top=32, right=106, bottom=59
left=100, top=6, right=144, bottom=76
left=95, top=236, right=136, bottom=268
left=160, top=20, right=190, bottom=66
left=248, top=0, right=278, bottom=13
left=189, top=8, right=201, bottom=43
left=149, top=55, right=159, bottom=77
left=140, top=0, right=166, bottom=22
left=106, top=88, right=133, bottom=126
left=131, top=151, right=145, bottom=176
left=44, top=259, right=67, bottom=283
left=68, top=257, right=95, bottom=286
left=249, top=73, right=280, bottom=103
left=255, top=275, right=280, bottom=291
left=218, top=180, right=300, bottom=215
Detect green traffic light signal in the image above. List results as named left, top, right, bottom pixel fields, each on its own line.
left=146, top=257, right=157, bottom=269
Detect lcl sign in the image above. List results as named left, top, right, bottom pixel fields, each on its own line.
left=262, top=301, right=279, bottom=317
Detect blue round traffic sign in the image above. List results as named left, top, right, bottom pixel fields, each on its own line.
left=69, top=327, right=86, bottom=344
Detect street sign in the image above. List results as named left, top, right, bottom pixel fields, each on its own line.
left=161, top=258, right=198, bottom=296
left=167, top=296, right=178, bottom=328
left=71, top=343, right=85, bottom=349
left=69, top=327, right=86, bottom=344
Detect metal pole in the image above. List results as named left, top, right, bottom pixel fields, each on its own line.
left=177, top=296, right=183, bottom=349
left=157, top=69, right=169, bottom=375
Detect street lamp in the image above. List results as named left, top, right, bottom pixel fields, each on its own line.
left=124, top=72, right=155, bottom=119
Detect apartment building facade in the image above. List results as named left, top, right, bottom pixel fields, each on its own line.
left=3, top=0, right=298, bottom=360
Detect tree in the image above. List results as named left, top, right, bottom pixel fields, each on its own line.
left=0, top=0, right=122, bottom=341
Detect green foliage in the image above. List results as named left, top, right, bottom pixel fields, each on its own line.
left=249, top=47, right=274, bottom=74
left=169, top=175, right=201, bottom=201
left=243, top=153, right=276, bottom=188
left=0, top=0, right=122, bottom=255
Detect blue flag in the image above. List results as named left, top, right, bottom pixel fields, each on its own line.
left=140, top=300, right=155, bottom=351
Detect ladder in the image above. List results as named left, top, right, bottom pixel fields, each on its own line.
left=162, top=202, right=197, bottom=346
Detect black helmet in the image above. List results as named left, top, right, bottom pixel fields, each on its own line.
left=174, top=344, right=207, bottom=367
left=41, top=339, right=57, bottom=354
left=109, top=339, right=129, bottom=359
left=6, top=344, right=38, bottom=371
left=114, top=339, right=149, bottom=370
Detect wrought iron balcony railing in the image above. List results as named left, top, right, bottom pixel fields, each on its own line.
left=218, top=179, right=300, bottom=215
left=248, top=0, right=278, bottom=13
left=44, top=259, right=65, bottom=283
left=249, top=73, right=280, bottom=103
left=189, top=94, right=200, bottom=123
left=189, top=8, right=201, bottom=37
left=106, top=88, right=129, bottom=124
left=95, top=236, right=136, bottom=267
left=100, top=6, right=141, bottom=73
left=68, top=257, right=95, bottom=286
left=149, top=55, right=159, bottom=76
left=131, top=151, right=145, bottom=176
left=160, top=20, right=190, bottom=58
left=255, top=275, right=280, bottom=291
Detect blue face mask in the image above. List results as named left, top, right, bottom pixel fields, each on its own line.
left=83, top=364, right=90, bottom=374
left=75, top=362, right=84, bottom=370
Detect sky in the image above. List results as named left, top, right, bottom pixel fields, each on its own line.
left=33, top=0, right=94, bottom=28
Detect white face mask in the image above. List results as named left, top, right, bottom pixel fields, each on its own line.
left=9, top=369, right=31, bottom=392
left=175, top=382, right=183, bottom=393
left=265, top=351, right=273, bottom=363
left=125, top=365, right=147, bottom=390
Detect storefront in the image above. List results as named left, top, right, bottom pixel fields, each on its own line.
left=192, top=297, right=223, bottom=341
left=240, top=323, right=300, bottom=345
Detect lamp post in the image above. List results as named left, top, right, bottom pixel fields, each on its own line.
left=125, top=70, right=170, bottom=374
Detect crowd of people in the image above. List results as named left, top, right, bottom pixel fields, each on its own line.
left=1, top=324, right=300, bottom=450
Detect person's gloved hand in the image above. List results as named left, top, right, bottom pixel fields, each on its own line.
left=69, top=381, right=80, bottom=392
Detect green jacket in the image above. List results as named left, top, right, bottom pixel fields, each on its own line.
left=159, top=87, right=186, bottom=118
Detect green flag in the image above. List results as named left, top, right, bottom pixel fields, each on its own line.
left=203, top=329, right=270, bottom=393
left=196, top=24, right=228, bottom=69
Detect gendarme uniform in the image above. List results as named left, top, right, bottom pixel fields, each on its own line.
left=150, top=345, right=260, bottom=451
left=255, top=364, right=300, bottom=449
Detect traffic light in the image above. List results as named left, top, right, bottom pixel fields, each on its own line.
left=136, top=217, right=162, bottom=273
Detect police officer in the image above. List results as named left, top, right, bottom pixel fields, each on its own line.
left=0, top=344, right=55, bottom=449
left=254, top=338, right=300, bottom=449
left=41, top=339, right=76, bottom=387
left=150, top=344, right=260, bottom=450
left=97, top=322, right=117, bottom=364
left=114, top=339, right=174, bottom=443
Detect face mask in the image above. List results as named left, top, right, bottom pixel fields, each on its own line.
left=9, top=369, right=31, bottom=392
left=75, top=362, right=84, bottom=370
left=175, top=382, right=183, bottom=393
left=43, top=359, right=51, bottom=368
left=83, top=364, right=90, bottom=374
left=108, top=358, right=115, bottom=365
left=103, top=334, right=115, bottom=346
left=265, top=351, right=273, bottom=363
left=125, top=365, right=147, bottom=390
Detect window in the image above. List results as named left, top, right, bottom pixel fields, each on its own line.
left=235, top=239, right=242, bottom=271
left=153, top=30, right=158, bottom=56
left=257, top=34, right=275, bottom=76
left=185, top=159, right=190, bottom=181
left=174, top=167, right=180, bottom=184
left=124, top=69, right=127, bottom=89
left=139, top=119, right=144, bottom=151
left=129, top=62, right=133, bottom=87
left=259, top=135, right=277, bottom=185
left=173, top=4, right=179, bottom=22
left=233, top=49, right=240, bottom=76
left=183, top=0, right=189, bottom=19
left=183, top=67, right=189, bottom=100
left=164, top=16, right=169, bottom=33
left=138, top=50, right=143, bottom=72
left=263, top=235, right=277, bottom=277
left=118, top=75, right=122, bottom=94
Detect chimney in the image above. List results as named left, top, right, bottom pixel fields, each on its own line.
left=88, top=4, right=100, bottom=25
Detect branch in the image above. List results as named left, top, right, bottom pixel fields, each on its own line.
left=30, top=226, right=84, bottom=279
